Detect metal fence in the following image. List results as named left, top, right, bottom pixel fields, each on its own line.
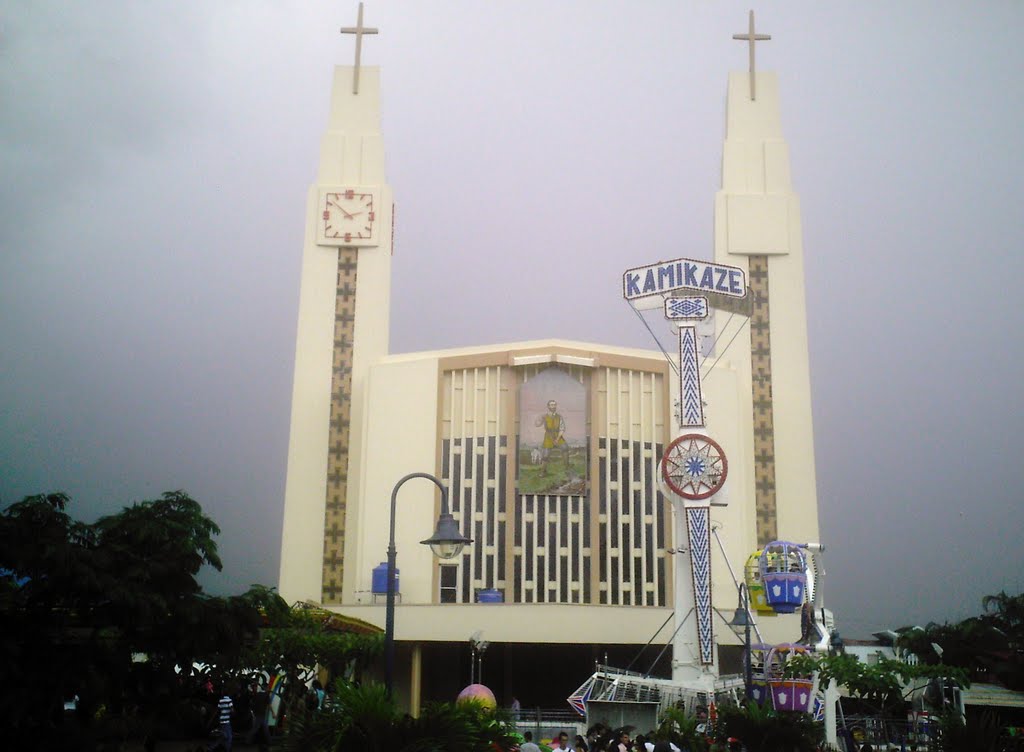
left=838, top=716, right=930, bottom=750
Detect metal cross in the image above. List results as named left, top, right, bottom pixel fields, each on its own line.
left=732, top=10, right=771, bottom=101
left=340, top=2, right=379, bottom=95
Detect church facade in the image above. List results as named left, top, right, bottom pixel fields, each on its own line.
left=278, top=51, right=820, bottom=711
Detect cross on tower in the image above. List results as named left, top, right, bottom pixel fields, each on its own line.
left=340, top=2, right=379, bottom=95
left=732, top=10, right=771, bottom=101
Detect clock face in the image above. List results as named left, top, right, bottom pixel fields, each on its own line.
left=319, top=188, right=377, bottom=246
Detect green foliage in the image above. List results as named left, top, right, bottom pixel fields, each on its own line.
left=517, top=447, right=587, bottom=495
left=0, top=490, right=387, bottom=748
left=936, top=709, right=1005, bottom=752
left=897, top=619, right=1004, bottom=671
left=282, top=679, right=520, bottom=752
left=894, top=591, right=1024, bottom=690
left=0, top=491, right=277, bottom=746
left=656, top=706, right=710, bottom=751
left=784, top=652, right=970, bottom=717
left=714, top=701, right=823, bottom=752
left=252, top=607, right=383, bottom=683
left=982, top=591, right=1024, bottom=632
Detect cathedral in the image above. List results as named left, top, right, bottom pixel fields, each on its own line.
left=278, top=11, right=820, bottom=713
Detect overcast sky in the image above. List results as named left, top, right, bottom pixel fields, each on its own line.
left=3, top=1, right=1023, bottom=639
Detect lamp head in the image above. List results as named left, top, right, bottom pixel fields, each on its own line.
left=728, top=583, right=753, bottom=627
left=728, top=606, right=754, bottom=628
left=420, top=512, right=472, bottom=560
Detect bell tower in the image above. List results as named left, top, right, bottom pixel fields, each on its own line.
left=279, top=5, right=393, bottom=605
left=713, top=63, right=820, bottom=549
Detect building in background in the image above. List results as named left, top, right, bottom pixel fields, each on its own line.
left=279, top=30, right=821, bottom=711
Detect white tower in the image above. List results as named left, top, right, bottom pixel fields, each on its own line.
left=278, top=55, right=394, bottom=605
left=713, top=69, right=820, bottom=551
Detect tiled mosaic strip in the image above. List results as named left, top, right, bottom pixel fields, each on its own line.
left=748, top=255, right=777, bottom=545
left=686, top=505, right=714, bottom=665
left=321, top=248, right=359, bottom=603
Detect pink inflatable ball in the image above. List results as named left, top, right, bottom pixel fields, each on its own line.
left=456, top=683, right=497, bottom=710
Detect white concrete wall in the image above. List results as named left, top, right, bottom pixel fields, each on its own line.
left=278, top=183, right=335, bottom=604
left=347, top=357, right=442, bottom=602
left=337, top=602, right=674, bottom=645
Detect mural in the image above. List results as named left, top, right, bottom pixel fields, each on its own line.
left=518, top=368, right=587, bottom=495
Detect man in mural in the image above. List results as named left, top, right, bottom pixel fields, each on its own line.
left=536, top=399, right=567, bottom=475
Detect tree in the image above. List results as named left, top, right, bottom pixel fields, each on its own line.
left=785, top=653, right=970, bottom=718
left=982, top=591, right=1024, bottom=633
left=0, top=491, right=274, bottom=746
left=896, top=619, right=1005, bottom=675
left=713, top=701, right=823, bottom=752
left=980, top=591, right=1024, bottom=689
left=254, top=600, right=381, bottom=675
left=655, top=706, right=710, bottom=752
left=246, top=599, right=383, bottom=723
left=936, top=709, right=1006, bottom=752
left=895, top=591, right=1024, bottom=690
left=282, top=679, right=521, bottom=752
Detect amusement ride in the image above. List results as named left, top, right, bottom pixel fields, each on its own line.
left=565, top=253, right=840, bottom=745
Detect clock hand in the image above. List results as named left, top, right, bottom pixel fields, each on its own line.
left=328, top=200, right=356, bottom=219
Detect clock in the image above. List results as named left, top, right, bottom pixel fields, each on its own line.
left=317, top=186, right=379, bottom=247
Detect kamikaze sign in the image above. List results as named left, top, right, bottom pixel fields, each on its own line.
left=622, top=257, right=747, bottom=301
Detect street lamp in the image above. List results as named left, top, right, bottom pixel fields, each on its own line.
left=728, top=582, right=754, bottom=700
left=385, top=472, right=472, bottom=697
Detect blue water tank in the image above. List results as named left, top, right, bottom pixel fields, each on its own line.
left=371, top=562, right=399, bottom=594
left=476, top=588, right=503, bottom=603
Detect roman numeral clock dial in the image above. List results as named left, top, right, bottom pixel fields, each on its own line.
left=317, top=187, right=380, bottom=247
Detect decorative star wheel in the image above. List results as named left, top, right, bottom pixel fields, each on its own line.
left=660, top=433, right=728, bottom=500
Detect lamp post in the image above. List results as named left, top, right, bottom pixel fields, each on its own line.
left=728, top=582, right=753, bottom=700
left=385, top=472, right=472, bottom=697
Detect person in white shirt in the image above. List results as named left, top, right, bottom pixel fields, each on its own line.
left=519, top=730, right=542, bottom=752
left=550, top=731, right=571, bottom=750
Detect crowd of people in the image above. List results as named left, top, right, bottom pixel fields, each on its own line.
left=196, top=675, right=326, bottom=752
left=197, top=681, right=258, bottom=752
left=524, top=727, right=696, bottom=752
left=526, top=728, right=890, bottom=751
